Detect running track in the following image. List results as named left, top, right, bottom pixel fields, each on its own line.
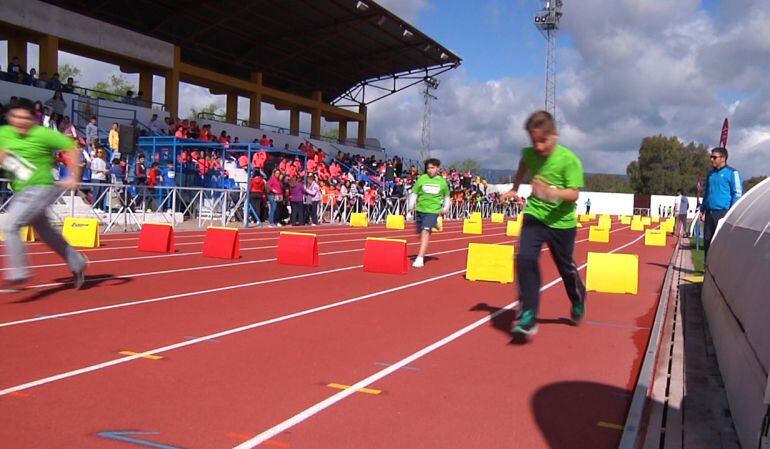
left=0, top=218, right=675, bottom=448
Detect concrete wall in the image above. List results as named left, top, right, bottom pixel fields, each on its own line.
left=701, top=177, right=770, bottom=449
left=488, top=184, right=636, bottom=216
left=0, top=0, right=174, bottom=68
left=650, top=194, right=698, bottom=218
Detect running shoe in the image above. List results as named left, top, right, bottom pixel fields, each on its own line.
left=73, top=256, right=89, bottom=290
left=412, top=256, right=424, bottom=268
left=0, top=278, right=29, bottom=294
left=571, top=301, right=586, bottom=325
left=511, top=310, right=538, bottom=336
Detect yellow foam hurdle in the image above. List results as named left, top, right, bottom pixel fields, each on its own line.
left=620, top=216, right=632, bottom=225
left=385, top=214, right=405, bottom=230
left=586, top=252, right=639, bottom=294
left=433, top=216, right=443, bottom=232
left=470, top=212, right=482, bottom=222
left=491, top=213, right=505, bottom=223
left=579, top=214, right=591, bottom=223
left=506, top=220, right=522, bottom=237
left=463, top=219, right=483, bottom=235
left=350, top=212, right=368, bottom=227
left=62, top=218, right=100, bottom=248
left=660, top=219, right=675, bottom=234
left=645, top=229, right=667, bottom=246
left=589, top=226, right=610, bottom=243
left=0, top=225, right=36, bottom=242
left=588, top=214, right=597, bottom=220
left=598, top=215, right=612, bottom=230
left=641, top=217, right=652, bottom=226
left=651, top=217, right=660, bottom=223
left=465, top=243, right=514, bottom=283
left=630, top=219, right=645, bottom=231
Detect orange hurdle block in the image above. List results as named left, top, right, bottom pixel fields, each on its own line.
left=363, top=237, right=409, bottom=275
left=138, top=223, right=175, bottom=253
left=277, top=232, right=319, bottom=266
left=202, top=227, right=240, bottom=259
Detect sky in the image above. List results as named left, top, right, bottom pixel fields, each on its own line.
left=2, top=0, right=769, bottom=177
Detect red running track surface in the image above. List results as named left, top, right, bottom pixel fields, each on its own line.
left=0, top=219, right=675, bottom=449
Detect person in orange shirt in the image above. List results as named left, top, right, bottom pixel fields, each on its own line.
left=238, top=153, right=248, bottom=168
left=259, top=134, right=270, bottom=147
left=286, top=163, right=298, bottom=178
left=279, top=158, right=288, bottom=173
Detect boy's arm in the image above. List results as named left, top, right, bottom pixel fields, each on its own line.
left=501, top=158, right=526, bottom=199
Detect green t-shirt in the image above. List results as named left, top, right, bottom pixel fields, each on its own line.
left=412, top=173, right=450, bottom=214
left=0, top=125, right=74, bottom=192
left=522, top=144, right=584, bottom=229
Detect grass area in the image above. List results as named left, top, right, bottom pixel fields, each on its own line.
left=691, top=241, right=704, bottom=275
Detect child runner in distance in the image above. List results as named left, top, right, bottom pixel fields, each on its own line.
left=500, top=111, right=586, bottom=337
left=408, top=158, right=450, bottom=268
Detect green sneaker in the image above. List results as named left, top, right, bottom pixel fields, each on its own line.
left=571, top=301, right=585, bottom=325
left=511, top=310, right=538, bottom=336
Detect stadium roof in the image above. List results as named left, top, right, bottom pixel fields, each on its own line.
left=42, top=0, right=462, bottom=104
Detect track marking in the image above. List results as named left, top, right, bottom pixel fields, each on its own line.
left=0, top=227, right=624, bottom=399
left=118, top=351, right=163, bottom=360
left=597, top=421, right=624, bottom=430
left=326, top=383, right=382, bottom=395
left=230, top=233, right=646, bottom=449
left=374, top=362, right=420, bottom=371
left=21, top=230, right=506, bottom=290
left=9, top=391, right=30, bottom=398
left=585, top=320, right=650, bottom=331
left=184, top=336, right=220, bottom=343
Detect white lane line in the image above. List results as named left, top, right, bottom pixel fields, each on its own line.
left=0, top=232, right=513, bottom=327
left=232, top=232, right=647, bottom=449
left=0, top=269, right=467, bottom=397
left=19, top=230, right=507, bottom=291
left=0, top=227, right=465, bottom=272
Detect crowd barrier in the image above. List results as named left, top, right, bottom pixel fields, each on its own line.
left=0, top=179, right=523, bottom=233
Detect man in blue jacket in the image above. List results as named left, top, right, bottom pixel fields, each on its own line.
left=701, top=147, right=742, bottom=257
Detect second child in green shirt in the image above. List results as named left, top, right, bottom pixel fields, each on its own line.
left=408, top=158, right=450, bottom=268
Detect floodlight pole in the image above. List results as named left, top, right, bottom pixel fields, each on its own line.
left=420, top=77, right=439, bottom=163
left=535, top=0, right=563, bottom=118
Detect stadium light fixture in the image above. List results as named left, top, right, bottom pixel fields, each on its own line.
left=440, top=52, right=449, bottom=60
left=356, top=1, right=369, bottom=12
left=403, top=29, right=414, bottom=39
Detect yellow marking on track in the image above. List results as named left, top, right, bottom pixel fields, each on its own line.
left=118, top=351, right=163, bottom=360
left=597, top=421, right=624, bottom=430
left=326, top=383, right=382, bottom=395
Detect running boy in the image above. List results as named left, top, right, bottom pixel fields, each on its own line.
left=0, top=98, right=88, bottom=292
left=501, top=111, right=586, bottom=337
left=408, top=158, right=450, bottom=268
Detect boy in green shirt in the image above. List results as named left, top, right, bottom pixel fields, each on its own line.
left=501, top=111, right=586, bottom=337
left=0, top=98, right=88, bottom=292
left=408, top=158, right=450, bottom=268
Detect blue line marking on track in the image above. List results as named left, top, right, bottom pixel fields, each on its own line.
left=374, top=361, right=420, bottom=371
left=96, top=431, right=182, bottom=449
left=184, top=335, right=220, bottom=343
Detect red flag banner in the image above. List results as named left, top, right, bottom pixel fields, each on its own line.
left=719, top=118, right=729, bottom=148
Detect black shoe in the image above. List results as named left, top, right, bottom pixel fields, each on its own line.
left=570, top=301, right=586, bottom=325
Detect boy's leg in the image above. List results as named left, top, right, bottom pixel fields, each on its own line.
left=1, top=189, right=36, bottom=282
left=546, top=226, right=586, bottom=322
left=515, top=215, right=548, bottom=324
left=417, top=230, right=430, bottom=258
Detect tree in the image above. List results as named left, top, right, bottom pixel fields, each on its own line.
left=744, top=176, right=767, bottom=193
left=189, top=103, right=223, bottom=120
left=322, top=127, right=339, bottom=141
left=90, top=74, right=137, bottom=102
left=585, top=174, right=633, bottom=193
left=626, top=135, right=710, bottom=195
left=58, top=64, right=81, bottom=84
left=451, top=158, right=480, bottom=174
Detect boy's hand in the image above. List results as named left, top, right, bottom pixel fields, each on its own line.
left=500, top=190, right=518, bottom=200
left=531, top=178, right=555, bottom=201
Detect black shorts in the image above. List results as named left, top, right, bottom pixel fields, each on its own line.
left=415, top=212, right=439, bottom=234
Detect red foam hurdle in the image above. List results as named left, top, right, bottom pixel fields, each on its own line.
left=363, top=237, right=409, bottom=275
left=277, top=232, right=319, bottom=266
left=138, top=223, right=175, bottom=253
left=202, top=227, right=240, bottom=259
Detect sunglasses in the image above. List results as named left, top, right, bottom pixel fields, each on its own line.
left=710, top=155, right=723, bottom=159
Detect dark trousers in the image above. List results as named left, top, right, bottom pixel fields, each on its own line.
left=703, top=209, right=727, bottom=258
left=305, top=201, right=319, bottom=225
left=249, top=193, right=264, bottom=223
left=291, top=201, right=304, bottom=225
left=516, top=214, right=586, bottom=317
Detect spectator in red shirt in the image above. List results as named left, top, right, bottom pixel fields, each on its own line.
left=267, top=169, right=283, bottom=227
left=259, top=134, right=270, bottom=147
left=249, top=173, right=266, bottom=225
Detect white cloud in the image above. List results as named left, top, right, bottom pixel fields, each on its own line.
left=376, top=0, right=432, bottom=24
